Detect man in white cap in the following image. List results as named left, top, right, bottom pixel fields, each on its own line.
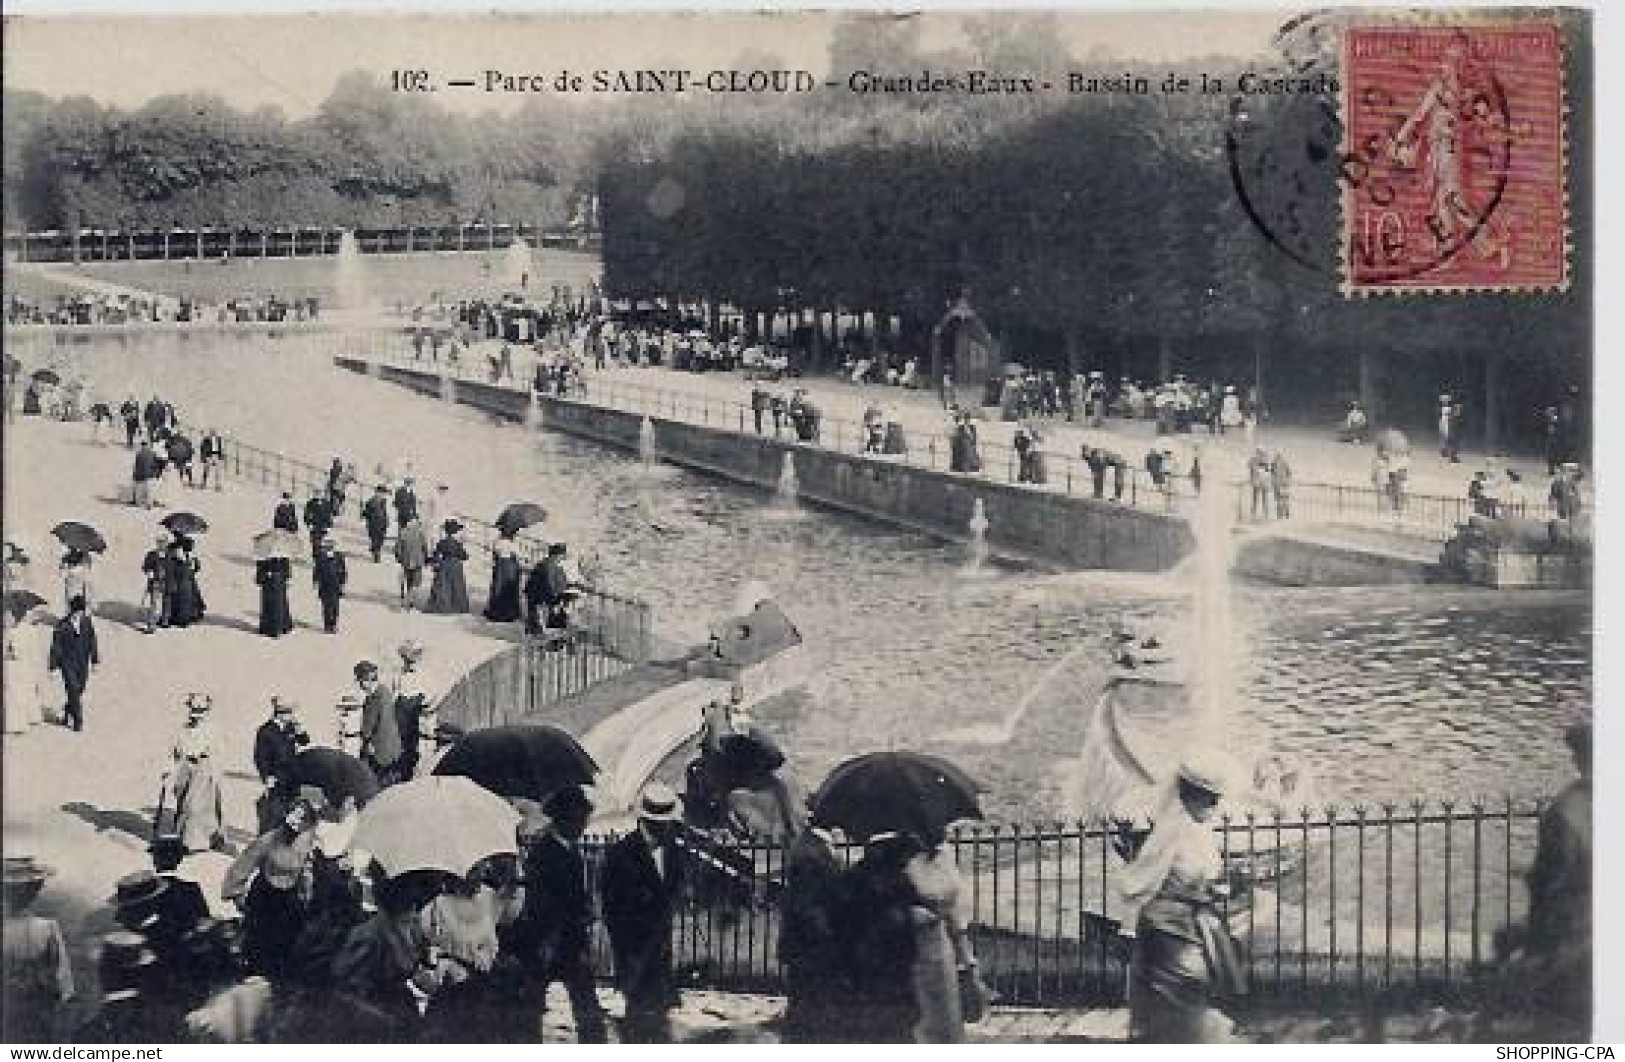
left=599, top=782, right=685, bottom=1042
left=1439, top=393, right=1462, bottom=463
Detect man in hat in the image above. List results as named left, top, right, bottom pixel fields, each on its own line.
left=131, top=437, right=162, bottom=508
left=1246, top=446, right=1273, bottom=521
left=120, top=395, right=141, bottom=448
left=1270, top=449, right=1293, bottom=520
left=525, top=542, right=574, bottom=637
left=3, top=857, right=75, bottom=1042
left=1439, top=393, right=1463, bottom=462
left=393, top=477, right=420, bottom=533
left=253, top=695, right=310, bottom=832
left=361, top=484, right=391, bottom=562
left=356, top=660, right=405, bottom=786
left=509, top=785, right=607, bottom=1041
left=1550, top=463, right=1584, bottom=529
left=47, top=595, right=97, bottom=732
left=273, top=491, right=300, bottom=534
left=198, top=428, right=226, bottom=492
left=600, top=783, right=686, bottom=1042
left=311, top=534, right=348, bottom=634
left=141, top=530, right=172, bottom=632
left=303, top=492, right=335, bottom=557
left=394, top=515, right=430, bottom=610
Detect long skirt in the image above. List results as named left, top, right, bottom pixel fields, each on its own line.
left=242, top=879, right=308, bottom=980
left=167, top=572, right=207, bottom=627
left=163, top=758, right=225, bottom=852
left=425, top=558, right=470, bottom=614
left=259, top=584, right=294, bottom=637
left=483, top=556, right=523, bottom=622
left=1129, top=905, right=1244, bottom=1043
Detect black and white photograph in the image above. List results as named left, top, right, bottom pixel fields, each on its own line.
left=0, top=4, right=1608, bottom=1047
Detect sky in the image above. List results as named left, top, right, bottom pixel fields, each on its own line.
left=1, top=10, right=1287, bottom=116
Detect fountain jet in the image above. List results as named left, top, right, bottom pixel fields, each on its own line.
left=334, top=230, right=368, bottom=313
left=963, top=498, right=990, bottom=573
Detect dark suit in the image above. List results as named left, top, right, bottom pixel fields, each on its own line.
left=303, top=497, right=334, bottom=553
left=361, top=495, right=390, bottom=561
left=47, top=614, right=98, bottom=730
left=509, top=831, right=607, bottom=1041
left=312, top=549, right=347, bottom=632
left=273, top=502, right=300, bottom=533
left=599, top=830, right=682, bottom=1042
left=392, top=487, right=419, bottom=531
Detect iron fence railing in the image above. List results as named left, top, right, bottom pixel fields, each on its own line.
left=369, top=342, right=1214, bottom=511
left=1233, top=478, right=1562, bottom=544
left=574, top=799, right=1546, bottom=1009
left=434, top=639, right=633, bottom=736
left=3, top=222, right=589, bottom=264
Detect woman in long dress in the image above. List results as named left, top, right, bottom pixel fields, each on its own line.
left=224, top=794, right=321, bottom=980
left=159, top=694, right=225, bottom=852
left=482, top=531, right=523, bottom=622
left=256, top=555, right=294, bottom=637
left=2, top=611, right=46, bottom=733
left=165, top=537, right=207, bottom=627
left=424, top=521, right=471, bottom=614
left=1119, top=752, right=1248, bottom=1043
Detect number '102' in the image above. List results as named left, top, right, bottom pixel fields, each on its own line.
left=392, top=70, right=432, bottom=92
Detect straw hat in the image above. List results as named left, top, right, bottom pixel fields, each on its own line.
left=635, top=782, right=683, bottom=823
left=2, top=856, right=52, bottom=909
left=1176, top=748, right=1235, bottom=798
left=110, top=869, right=169, bottom=917
left=398, top=638, right=426, bottom=664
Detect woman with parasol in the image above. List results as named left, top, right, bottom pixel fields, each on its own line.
left=813, top=751, right=989, bottom=1043
left=164, top=535, right=206, bottom=628
left=482, top=527, right=524, bottom=624
left=157, top=693, right=226, bottom=853
left=1117, top=749, right=1248, bottom=1043
left=424, top=520, right=471, bottom=615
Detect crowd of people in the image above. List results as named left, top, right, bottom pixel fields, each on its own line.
left=6, top=292, right=322, bottom=328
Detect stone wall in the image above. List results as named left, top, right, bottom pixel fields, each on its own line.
left=339, top=358, right=1195, bottom=571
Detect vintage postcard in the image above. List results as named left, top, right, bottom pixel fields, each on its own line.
left=0, top=5, right=1599, bottom=1047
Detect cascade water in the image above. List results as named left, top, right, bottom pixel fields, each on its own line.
left=335, top=231, right=368, bottom=313
left=963, top=498, right=990, bottom=573
left=773, top=452, right=799, bottom=512
left=639, top=415, right=657, bottom=468
left=1187, top=449, right=1241, bottom=741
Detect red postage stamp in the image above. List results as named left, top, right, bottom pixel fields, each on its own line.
left=1339, top=22, right=1568, bottom=294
